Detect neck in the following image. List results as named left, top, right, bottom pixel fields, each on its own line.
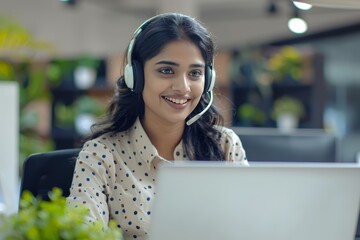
left=141, top=118, right=184, bottom=160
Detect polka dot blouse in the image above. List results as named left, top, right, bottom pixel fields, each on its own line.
left=66, top=118, right=248, bottom=240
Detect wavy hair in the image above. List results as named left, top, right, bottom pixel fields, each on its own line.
left=88, top=13, right=225, bottom=161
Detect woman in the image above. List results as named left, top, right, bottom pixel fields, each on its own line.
left=67, top=12, right=248, bottom=240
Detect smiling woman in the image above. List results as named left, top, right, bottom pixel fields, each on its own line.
left=66, top=13, right=248, bottom=240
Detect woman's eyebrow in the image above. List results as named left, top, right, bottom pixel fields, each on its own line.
left=190, top=63, right=205, bottom=68
left=156, top=60, right=179, bottom=66
left=155, top=60, right=205, bottom=68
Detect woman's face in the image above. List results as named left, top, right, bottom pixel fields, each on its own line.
left=142, top=40, right=205, bottom=126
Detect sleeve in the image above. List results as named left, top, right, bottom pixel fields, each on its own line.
left=66, top=139, right=116, bottom=227
left=220, top=128, right=249, bottom=165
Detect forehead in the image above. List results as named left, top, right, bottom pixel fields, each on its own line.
left=148, top=40, right=205, bottom=65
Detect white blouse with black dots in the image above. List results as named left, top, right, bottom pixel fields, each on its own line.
left=66, top=118, right=248, bottom=240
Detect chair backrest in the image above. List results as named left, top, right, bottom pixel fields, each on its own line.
left=20, top=148, right=81, bottom=201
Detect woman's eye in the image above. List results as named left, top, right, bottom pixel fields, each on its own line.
left=159, top=68, right=174, bottom=74
left=189, top=70, right=202, bottom=78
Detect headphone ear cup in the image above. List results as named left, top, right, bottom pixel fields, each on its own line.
left=132, top=60, right=144, bottom=93
left=205, top=66, right=216, bottom=93
left=124, top=60, right=143, bottom=92
left=124, top=63, right=134, bottom=90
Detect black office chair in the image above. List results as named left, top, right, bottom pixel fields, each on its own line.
left=20, top=148, right=81, bottom=202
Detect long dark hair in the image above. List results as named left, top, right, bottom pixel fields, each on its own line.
left=88, top=13, right=225, bottom=160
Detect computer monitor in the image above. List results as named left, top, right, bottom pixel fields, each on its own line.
left=232, top=127, right=338, bottom=163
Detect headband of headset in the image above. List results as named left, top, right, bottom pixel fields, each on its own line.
left=124, top=14, right=216, bottom=93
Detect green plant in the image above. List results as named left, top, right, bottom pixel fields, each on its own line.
left=0, top=15, right=55, bottom=57
left=46, top=56, right=100, bottom=87
left=271, top=96, right=305, bottom=120
left=75, top=96, right=104, bottom=116
left=76, top=55, right=101, bottom=69
left=46, top=59, right=75, bottom=85
left=237, top=103, right=265, bottom=126
left=0, top=60, right=16, bottom=80
left=1, top=15, right=56, bottom=176
left=0, top=188, right=122, bottom=240
left=267, top=46, right=303, bottom=81
left=54, top=102, right=76, bottom=127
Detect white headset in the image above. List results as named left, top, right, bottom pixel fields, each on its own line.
left=124, top=14, right=216, bottom=94
left=124, top=14, right=216, bottom=125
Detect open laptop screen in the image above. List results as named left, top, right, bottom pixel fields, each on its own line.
left=149, top=162, right=360, bottom=240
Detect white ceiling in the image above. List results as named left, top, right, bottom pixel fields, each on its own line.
left=1, top=0, right=360, bottom=58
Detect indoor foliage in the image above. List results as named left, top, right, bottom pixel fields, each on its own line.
left=0, top=188, right=122, bottom=240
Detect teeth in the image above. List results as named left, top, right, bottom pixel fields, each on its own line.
left=164, top=97, right=188, bottom=104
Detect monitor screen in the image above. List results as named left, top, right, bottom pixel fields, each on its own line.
left=232, top=127, right=338, bottom=163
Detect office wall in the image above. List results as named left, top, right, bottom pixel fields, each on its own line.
left=1, top=0, right=360, bottom=57
left=0, top=0, right=140, bottom=57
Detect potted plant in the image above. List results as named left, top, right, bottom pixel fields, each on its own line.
left=0, top=188, right=122, bottom=240
left=267, top=46, right=303, bottom=83
left=74, top=95, right=105, bottom=136
left=73, top=56, right=101, bottom=90
left=271, top=95, right=305, bottom=131
left=237, top=103, right=266, bottom=127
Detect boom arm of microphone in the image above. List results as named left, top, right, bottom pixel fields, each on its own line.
left=186, top=90, right=214, bottom=126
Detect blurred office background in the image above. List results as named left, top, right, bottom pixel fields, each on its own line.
left=1, top=0, right=360, bottom=184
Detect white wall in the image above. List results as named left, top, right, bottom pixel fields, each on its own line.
left=0, top=0, right=141, bottom=57
left=0, top=82, right=19, bottom=215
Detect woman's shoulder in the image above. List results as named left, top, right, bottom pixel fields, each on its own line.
left=83, top=131, right=130, bottom=150
left=214, top=125, right=245, bottom=149
left=214, top=125, right=248, bottom=163
left=214, top=125, right=239, bottom=140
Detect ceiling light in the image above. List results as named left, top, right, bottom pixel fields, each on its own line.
left=297, top=0, right=360, bottom=9
left=288, top=17, right=308, bottom=34
left=293, top=1, right=313, bottom=10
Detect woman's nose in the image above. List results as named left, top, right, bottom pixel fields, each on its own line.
left=172, top=74, right=190, bottom=93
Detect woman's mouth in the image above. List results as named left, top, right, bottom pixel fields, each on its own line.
left=163, top=96, right=189, bottom=105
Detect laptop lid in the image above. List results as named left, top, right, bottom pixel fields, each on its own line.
left=149, top=162, right=360, bottom=240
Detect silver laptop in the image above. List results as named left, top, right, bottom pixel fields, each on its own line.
left=149, top=162, right=360, bottom=240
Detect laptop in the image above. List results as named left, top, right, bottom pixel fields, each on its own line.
left=149, top=162, right=360, bottom=240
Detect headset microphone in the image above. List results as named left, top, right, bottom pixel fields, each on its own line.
left=186, top=90, right=214, bottom=126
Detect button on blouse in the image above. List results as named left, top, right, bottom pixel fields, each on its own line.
left=67, top=118, right=247, bottom=240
